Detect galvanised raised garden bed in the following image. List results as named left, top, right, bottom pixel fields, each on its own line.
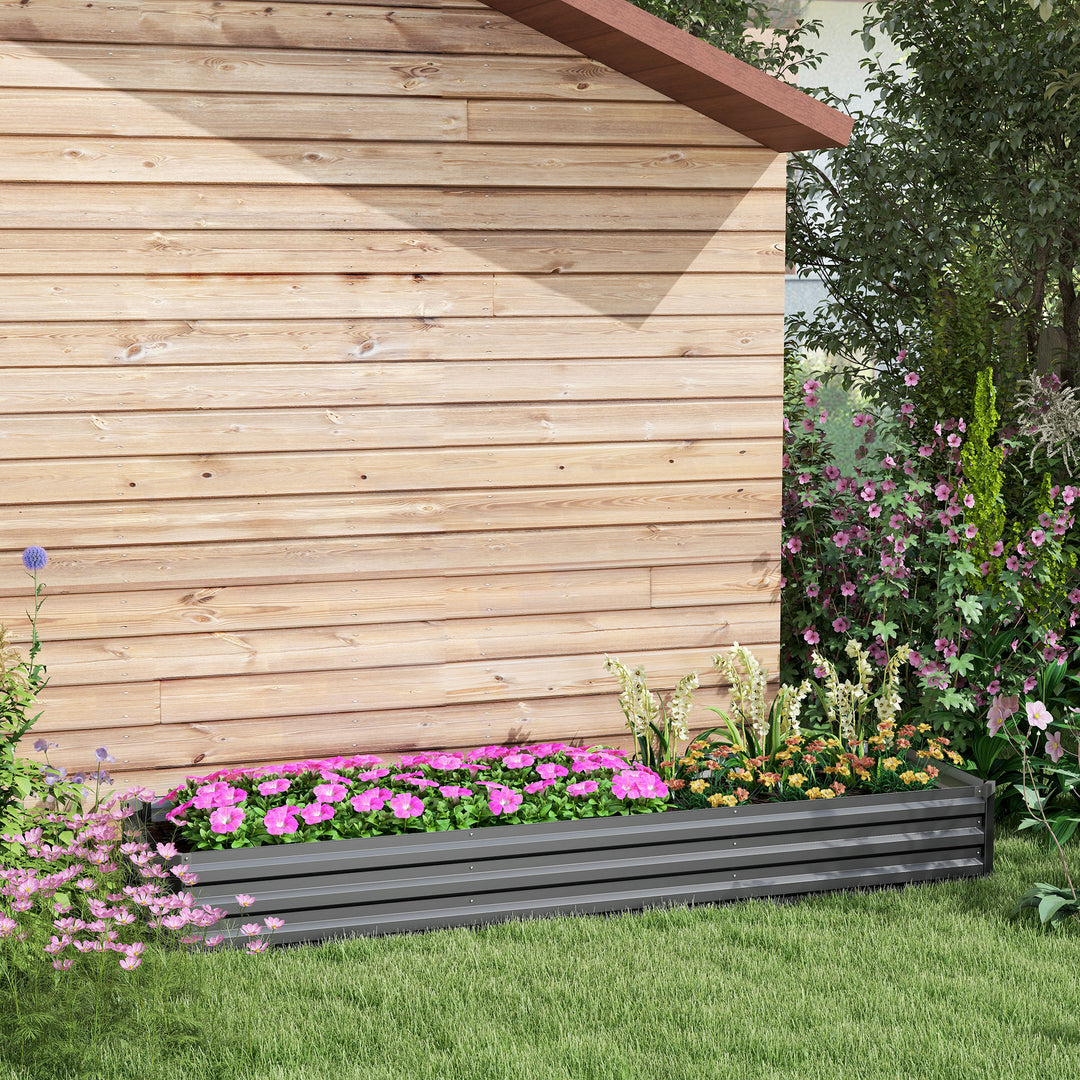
left=157, top=760, right=993, bottom=945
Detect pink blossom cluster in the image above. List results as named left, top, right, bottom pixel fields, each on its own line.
left=0, top=797, right=283, bottom=970
left=164, top=743, right=672, bottom=851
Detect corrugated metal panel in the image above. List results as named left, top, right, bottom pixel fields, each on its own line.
left=156, top=761, right=993, bottom=944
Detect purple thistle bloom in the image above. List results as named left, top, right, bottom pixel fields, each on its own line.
left=21, top=545, right=48, bottom=571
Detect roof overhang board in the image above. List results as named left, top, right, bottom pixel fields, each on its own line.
left=482, top=0, right=853, bottom=151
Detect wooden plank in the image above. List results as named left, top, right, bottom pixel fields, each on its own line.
left=159, top=643, right=780, bottom=723
left=0, top=138, right=785, bottom=187
left=0, top=230, right=785, bottom=275
left=0, top=522, right=780, bottom=592
left=0, top=273, right=494, bottom=320
left=0, top=358, right=782, bottom=411
left=0, top=317, right=783, bottom=365
left=33, top=604, right=779, bottom=686
left=0, top=568, right=657, bottom=641
left=0, top=184, right=784, bottom=230
left=0, top=401, right=783, bottom=459
left=0, top=440, right=780, bottom=503
left=468, top=100, right=757, bottom=145
left=0, top=90, right=467, bottom=139
left=0, top=480, right=781, bottom=546
left=34, top=681, right=160, bottom=732
left=492, top=273, right=784, bottom=317
left=651, top=561, right=781, bottom=607
left=0, top=1, right=578, bottom=55
left=0, top=42, right=670, bottom=100
left=0, top=272, right=778, bottom=322
left=19, top=696, right=657, bottom=780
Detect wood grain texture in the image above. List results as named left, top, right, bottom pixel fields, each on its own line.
left=0, top=439, right=780, bottom=503
left=0, top=568, right=658, bottom=641
left=0, top=90, right=468, bottom=140
left=650, top=561, right=781, bottom=607
left=0, top=42, right=663, bottom=100
left=158, top=643, right=780, bottom=724
left=0, top=273, right=495, bottom=320
left=0, top=317, right=783, bottom=365
left=0, top=137, right=785, bottom=187
left=0, top=522, right=780, bottom=592
left=0, top=230, right=784, bottom=275
left=21, top=696, right=705, bottom=783
left=0, top=480, right=781, bottom=547
left=0, top=359, right=782, bottom=411
left=467, top=100, right=755, bottom=145
left=0, top=1, right=578, bottom=55
left=0, top=401, right=781, bottom=459
left=34, top=604, right=778, bottom=686
left=0, top=184, right=785, bottom=230
left=0, top=272, right=780, bottom=321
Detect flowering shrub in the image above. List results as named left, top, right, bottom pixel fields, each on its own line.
left=782, top=360, right=1080, bottom=748
left=163, top=744, right=671, bottom=851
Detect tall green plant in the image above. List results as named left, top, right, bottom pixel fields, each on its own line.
left=959, top=367, right=1006, bottom=579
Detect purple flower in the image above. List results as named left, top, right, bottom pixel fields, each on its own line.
left=388, top=793, right=425, bottom=819
left=21, top=546, right=48, bottom=571
left=803, top=627, right=819, bottom=645
left=209, top=806, right=245, bottom=834
left=95, top=747, right=114, bottom=763
left=33, top=738, right=50, bottom=753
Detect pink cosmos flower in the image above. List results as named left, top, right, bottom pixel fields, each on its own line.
left=240, top=923, right=262, bottom=937
left=209, top=806, right=245, bottom=834
left=263, top=916, right=284, bottom=931
left=1026, top=701, right=1053, bottom=731
left=299, top=802, right=335, bottom=825
left=1046, top=731, right=1065, bottom=763
left=236, top=894, right=256, bottom=908
left=263, top=806, right=300, bottom=836
left=258, top=778, right=292, bottom=797
left=387, top=793, right=425, bottom=819
left=119, top=955, right=142, bottom=972
left=986, top=694, right=1018, bottom=735
left=246, top=938, right=269, bottom=953
left=487, top=788, right=523, bottom=816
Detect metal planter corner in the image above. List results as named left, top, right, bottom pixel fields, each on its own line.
left=167, top=761, right=993, bottom=945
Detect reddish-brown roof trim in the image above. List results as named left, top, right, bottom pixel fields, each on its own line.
left=482, top=0, right=852, bottom=151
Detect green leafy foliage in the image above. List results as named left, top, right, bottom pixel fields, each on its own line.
left=959, top=367, right=1006, bottom=578
left=787, top=0, right=1080, bottom=392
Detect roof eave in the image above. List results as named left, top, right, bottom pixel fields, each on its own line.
left=482, top=0, right=853, bottom=151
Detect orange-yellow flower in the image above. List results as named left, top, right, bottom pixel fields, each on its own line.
left=689, top=779, right=708, bottom=794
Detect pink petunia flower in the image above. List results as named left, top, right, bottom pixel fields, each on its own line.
left=350, top=787, right=392, bottom=813
left=438, top=785, right=473, bottom=799
left=566, top=780, right=599, bottom=796
left=257, top=778, right=292, bottom=797
left=312, top=783, right=348, bottom=803
left=487, top=788, right=523, bottom=816
left=208, top=806, right=245, bottom=834
left=299, top=802, right=335, bottom=825
left=263, top=805, right=300, bottom=836
left=536, top=762, right=569, bottom=780
left=387, top=793, right=425, bottom=819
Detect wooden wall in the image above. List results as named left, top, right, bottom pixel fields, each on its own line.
left=0, top=0, right=783, bottom=793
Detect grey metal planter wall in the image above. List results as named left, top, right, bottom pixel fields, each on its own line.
left=166, top=762, right=993, bottom=946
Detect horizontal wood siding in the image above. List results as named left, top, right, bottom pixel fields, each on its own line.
left=0, top=0, right=785, bottom=790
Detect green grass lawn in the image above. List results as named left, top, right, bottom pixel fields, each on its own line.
left=4, top=831, right=1080, bottom=1080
